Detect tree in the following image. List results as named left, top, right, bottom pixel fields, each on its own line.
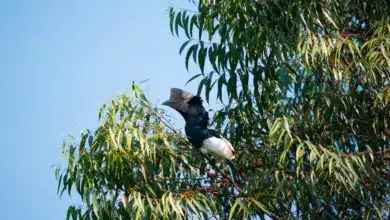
left=56, top=0, right=390, bottom=219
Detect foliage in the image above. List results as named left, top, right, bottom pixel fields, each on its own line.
left=57, top=0, right=390, bottom=219
left=56, top=82, right=246, bottom=219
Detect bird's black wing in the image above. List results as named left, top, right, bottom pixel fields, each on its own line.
left=207, top=129, right=222, bottom=138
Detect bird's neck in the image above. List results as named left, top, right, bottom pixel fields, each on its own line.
left=184, top=113, right=208, bottom=129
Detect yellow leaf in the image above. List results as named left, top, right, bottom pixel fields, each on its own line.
left=322, top=9, right=338, bottom=29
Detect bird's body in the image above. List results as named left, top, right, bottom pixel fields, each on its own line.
left=183, top=96, right=235, bottom=161
left=185, top=120, right=235, bottom=161
left=164, top=93, right=235, bottom=161
left=162, top=88, right=239, bottom=184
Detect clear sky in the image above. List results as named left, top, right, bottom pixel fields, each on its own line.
left=0, top=1, right=210, bottom=219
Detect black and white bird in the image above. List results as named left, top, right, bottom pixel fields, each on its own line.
left=162, top=88, right=238, bottom=182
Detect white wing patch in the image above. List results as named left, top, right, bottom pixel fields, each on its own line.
left=201, top=137, right=235, bottom=160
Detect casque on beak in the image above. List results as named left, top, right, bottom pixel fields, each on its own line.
left=162, top=88, right=194, bottom=113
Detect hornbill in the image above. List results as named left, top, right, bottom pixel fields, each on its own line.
left=162, top=88, right=239, bottom=184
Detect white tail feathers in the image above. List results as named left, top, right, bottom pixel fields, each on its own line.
left=201, top=137, right=235, bottom=161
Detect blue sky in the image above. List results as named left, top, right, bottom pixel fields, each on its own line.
left=0, top=1, right=209, bottom=219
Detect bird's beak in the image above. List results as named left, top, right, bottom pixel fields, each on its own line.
left=162, top=100, right=174, bottom=106
left=162, top=99, right=182, bottom=112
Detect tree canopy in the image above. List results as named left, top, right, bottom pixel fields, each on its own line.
left=56, top=0, right=390, bottom=219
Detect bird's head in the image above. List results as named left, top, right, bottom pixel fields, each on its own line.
left=162, top=88, right=194, bottom=114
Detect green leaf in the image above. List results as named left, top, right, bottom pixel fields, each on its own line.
left=66, top=206, right=73, bottom=220
left=57, top=174, right=63, bottom=195
left=329, top=158, right=334, bottom=174
left=67, top=177, right=73, bottom=197
left=197, top=78, right=205, bottom=96
left=192, top=199, right=207, bottom=213
left=310, top=150, right=316, bottom=164
left=198, top=47, right=206, bottom=74
left=175, top=11, right=182, bottom=37
left=228, top=199, right=240, bottom=220
left=179, top=40, right=190, bottom=55
left=283, top=116, right=292, bottom=139
left=185, top=74, right=202, bottom=85
left=185, top=44, right=198, bottom=70
left=183, top=15, right=190, bottom=39
left=227, top=73, right=237, bottom=101
left=60, top=173, right=68, bottom=197
left=209, top=46, right=219, bottom=73
left=193, top=41, right=201, bottom=64
left=251, top=199, right=271, bottom=215
left=322, top=9, right=338, bottom=29
left=198, top=15, right=204, bottom=40
left=190, top=15, right=197, bottom=38
left=169, top=7, right=174, bottom=35
left=296, top=144, right=305, bottom=160
left=93, top=196, right=99, bottom=216
left=270, top=118, right=282, bottom=136
left=205, top=72, right=215, bottom=103
left=72, top=208, right=78, bottom=220
left=217, top=74, right=226, bottom=103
